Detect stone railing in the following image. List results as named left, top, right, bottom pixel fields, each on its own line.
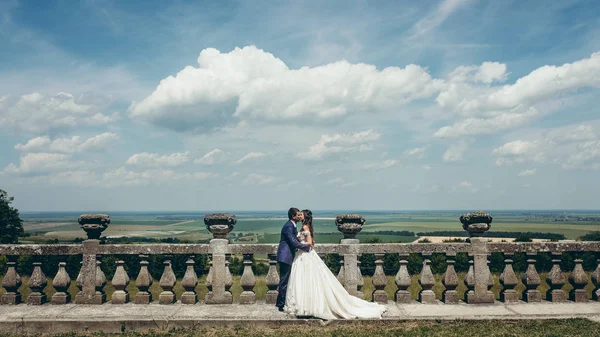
left=1, top=212, right=599, bottom=306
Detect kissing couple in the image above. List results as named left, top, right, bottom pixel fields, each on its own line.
left=275, top=207, right=386, bottom=320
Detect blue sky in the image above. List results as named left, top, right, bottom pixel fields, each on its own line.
left=1, top=0, right=599, bottom=211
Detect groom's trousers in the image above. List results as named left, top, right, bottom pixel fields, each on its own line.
left=276, top=262, right=292, bottom=308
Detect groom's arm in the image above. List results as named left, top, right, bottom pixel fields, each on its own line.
left=283, top=224, right=311, bottom=252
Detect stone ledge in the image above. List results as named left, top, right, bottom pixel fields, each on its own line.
left=0, top=302, right=599, bottom=334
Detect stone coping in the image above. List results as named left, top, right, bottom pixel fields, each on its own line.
left=0, top=302, right=599, bottom=334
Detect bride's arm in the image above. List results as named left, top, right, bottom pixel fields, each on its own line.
left=302, top=225, right=314, bottom=247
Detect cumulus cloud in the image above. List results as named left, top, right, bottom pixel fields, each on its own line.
left=15, top=132, right=119, bottom=153
left=493, top=122, right=600, bottom=169
left=442, top=141, right=469, bottom=162
left=242, top=173, right=277, bottom=185
left=0, top=92, right=119, bottom=133
left=128, top=46, right=443, bottom=132
left=194, top=148, right=225, bottom=165
left=404, top=147, right=426, bottom=158
left=126, top=152, right=190, bottom=167
left=235, top=152, right=271, bottom=165
left=434, top=107, right=541, bottom=138
left=300, top=129, right=380, bottom=160
left=518, top=169, right=537, bottom=176
left=3, top=153, right=80, bottom=175
left=364, top=159, right=398, bottom=169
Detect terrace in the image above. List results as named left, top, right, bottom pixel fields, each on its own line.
left=1, top=211, right=599, bottom=334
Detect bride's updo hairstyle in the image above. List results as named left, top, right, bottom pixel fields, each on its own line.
left=302, top=209, right=315, bottom=244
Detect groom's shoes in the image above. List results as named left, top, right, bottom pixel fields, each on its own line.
left=277, top=306, right=284, bottom=312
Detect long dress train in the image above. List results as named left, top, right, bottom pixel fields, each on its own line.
left=284, top=231, right=386, bottom=320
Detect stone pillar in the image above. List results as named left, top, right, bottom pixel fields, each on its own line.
left=371, top=253, right=388, bottom=303
left=442, top=255, right=459, bottom=304
left=1, top=260, right=22, bottom=305
left=27, top=262, right=47, bottom=305
left=337, top=255, right=346, bottom=285
left=240, top=254, right=257, bottom=304
left=546, top=253, right=567, bottom=302
left=356, top=258, right=365, bottom=299
left=265, top=254, right=279, bottom=304
left=204, top=213, right=235, bottom=304
left=205, top=256, right=213, bottom=301
left=134, top=255, right=153, bottom=304
left=419, top=258, right=436, bottom=304
left=569, top=259, right=589, bottom=302
left=225, top=254, right=233, bottom=296
left=52, top=262, right=71, bottom=304
left=75, top=261, right=83, bottom=302
left=522, top=255, right=542, bottom=302
left=111, top=260, right=130, bottom=304
left=76, top=213, right=109, bottom=304
left=460, top=211, right=494, bottom=304
left=592, top=259, right=600, bottom=302
left=395, top=255, right=411, bottom=303
left=159, top=259, right=177, bottom=304
left=181, top=257, right=198, bottom=304
left=336, top=213, right=364, bottom=298
left=499, top=255, right=519, bottom=303
left=464, top=259, right=475, bottom=301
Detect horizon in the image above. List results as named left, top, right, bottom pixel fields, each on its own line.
left=1, top=0, right=600, bottom=211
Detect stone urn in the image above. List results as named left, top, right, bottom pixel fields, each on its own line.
left=204, top=213, right=236, bottom=239
left=336, top=214, right=366, bottom=239
left=459, top=211, right=492, bottom=237
left=78, top=214, right=110, bottom=240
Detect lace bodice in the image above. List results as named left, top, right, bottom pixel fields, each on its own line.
left=297, top=230, right=310, bottom=243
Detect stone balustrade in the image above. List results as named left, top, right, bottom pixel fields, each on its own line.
left=1, top=212, right=600, bottom=306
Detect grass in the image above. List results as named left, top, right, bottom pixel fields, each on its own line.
left=1, top=319, right=600, bottom=336
left=2, top=272, right=597, bottom=303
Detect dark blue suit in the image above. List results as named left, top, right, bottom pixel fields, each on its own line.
left=275, top=220, right=311, bottom=309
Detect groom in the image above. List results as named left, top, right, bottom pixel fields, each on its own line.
left=275, top=207, right=311, bottom=311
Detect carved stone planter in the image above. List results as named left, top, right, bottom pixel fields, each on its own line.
left=336, top=214, right=366, bottom=239
left=78, top=214, right=110, bottom=240
left=204, top=213, right=236, bottom=239
left=459, top=211, right=492, bottom=237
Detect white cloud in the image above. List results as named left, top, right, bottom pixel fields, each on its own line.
left=0, top=92, right=119, bottom=133
left=235, top=151, right=271, bottom=165
left=3, top=153, right=79, bottom=175
left=518, top=169, right=537, bottom=176
left=404, top=147, right=426, bottom=158
left=243, top=173, right=277, bottom=185
left=128, top=46, right=443, bottom=132
left=364, top=159, right=398, bottom=169
left=434, top=107, right=541, bottom=138
left=300, top=129, right=380, bottom=160
left=327, top=177, right=344, bottom=185
left=449, top=62, right=508, bottom=84
left=311, top=168, right=334, bottom=176
left=194, top=148, right=225, bottom=165
left=442, top=141, right=468, bottom=162
left=126, top=152, right=190, bottom=167
left=15, top=132, right=119, bottom=153
left=409, top=0, right=471, bottom=39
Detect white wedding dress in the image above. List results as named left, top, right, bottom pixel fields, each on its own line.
left=284, top=231, right=387, bottom=320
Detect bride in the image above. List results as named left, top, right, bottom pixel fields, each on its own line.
left=284, top=209, right=387, bottom=320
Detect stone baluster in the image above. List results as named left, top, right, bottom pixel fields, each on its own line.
left=569, top=259, right=589, bottom=302
left=27, top=262, right=47, bottom=305
left=356, top=258, right=364, bottom=299
left=224, top=254, right=233, bottom=300
left=499, top=255, right=519, bottom=303
left=75, top=261, right=83, bottom=302
left=442, top=255, right=459, bottom=304
left=419, top=257, right=436, bottom=304
left=522, top=255, right=542, bottom=302
left=93, top=260, right=107, bottom=304
left=372, top=253, right=388, bottom=303
left=395, top=255, right=411, bottom=303
left=240, top=254, right=257, bottom=304
left=134, top=255, right=153, bottom=304
left=1, top=260, right=22, bottom=305
left=52, top=262, right=71, bottom=304
left=592, top=259, right=600, bottom=301
left=464, top=259, right=475, bottom=302
left=159, top=258, right=176, bottom=304
left=487, top=259, right=494, bottom=290
left=205, top=257, right=213, bottom=301
left=337, top=214, right=364, bottom=297
left=181, top=257, right=198, bottom=304
left=265, top=254, right=279, bottom=304
left=337, top=255, right=346, bottom=285
left=546, top=253, right=567, bottom=302
left=204, top=213, right=235, bottom=304
left=461, top=211, right=494, bottom=304
left=76, top=214, right=109, bottom=304
left=111, top=260, right=130, bottom=304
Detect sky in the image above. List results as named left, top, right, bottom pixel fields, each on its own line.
left=1, top=0, right=599, bottom=212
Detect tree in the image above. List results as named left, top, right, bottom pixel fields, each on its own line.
left=0, top=189, right=24, bottom=244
